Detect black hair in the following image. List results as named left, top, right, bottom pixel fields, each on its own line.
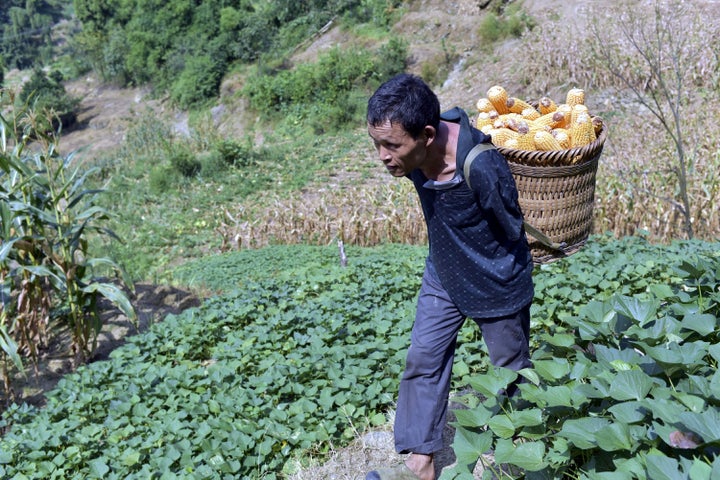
left=367, top=73, right=440, bottom=139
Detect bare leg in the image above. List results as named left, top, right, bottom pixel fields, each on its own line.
left=406, top=453, right=435, bottom=480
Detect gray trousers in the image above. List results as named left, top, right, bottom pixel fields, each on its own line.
left=394, top=268, right=532, bottom=454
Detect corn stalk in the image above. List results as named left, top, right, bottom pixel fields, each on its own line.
left=1, top=98, right=137, bottom=402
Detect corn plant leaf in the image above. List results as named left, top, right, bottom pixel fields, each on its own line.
left=494, top=438, right=547, bottom=472
left=0, top=325, right=24, bottom=374
left=81, top=282, right=137, bottom=323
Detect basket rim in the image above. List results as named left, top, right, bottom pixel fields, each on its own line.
left=497, top=124, right=607, bottom=168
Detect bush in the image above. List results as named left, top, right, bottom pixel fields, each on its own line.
left=168, top=148, right=201, bottom=178
left=170, top=54, right=225, bottom=109
left=17, top=67, right=79, bottom=131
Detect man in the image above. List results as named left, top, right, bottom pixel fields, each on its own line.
left=365, top=73, right=534, bottom=480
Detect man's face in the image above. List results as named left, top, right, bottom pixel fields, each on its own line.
left=368, top=120, right=428, bottom=177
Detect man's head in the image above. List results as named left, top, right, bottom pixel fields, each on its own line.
left=367, top=73, right=440, bottom=139
left=366, top=74, right=442, bottom=177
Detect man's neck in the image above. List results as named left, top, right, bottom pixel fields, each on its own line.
left=421, top=121, right=459, bottom=181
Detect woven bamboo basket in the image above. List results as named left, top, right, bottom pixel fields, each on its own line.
left=497, top=125, right=607, bottom=264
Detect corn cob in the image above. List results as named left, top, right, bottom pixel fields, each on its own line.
left=503, top=138, right=520, bottom=149
left=538, top=96, right=557, bottom=115
left=475, top=111, right=495, bottom=129
left=476, top=97, right=495, bottom=113
left=531, top=110, right=565, bottom=129
left=487, top=85, right=510, bottom=114
left=513, top=121, right=535, bottom=150
left=521, top=107, right=541, bottom=121
left=566, top=88, right=585, bottom=108
left=506, top=97, right=535, bottom=115
left=488, top=127, right=520, bottom=147
left=551, top=128, right=571, bottom=149
left=533, top=130, right=563, bottom=151
left=493, top=113, right=523, bottom=130
left=571, top=104, right=589, bottom=125
left=569, top=112, right=596, bottom=147
left=555, top=104, right=573, bottom=128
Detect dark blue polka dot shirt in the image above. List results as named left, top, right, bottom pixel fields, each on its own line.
left=409, top=107, right=534, bottom=318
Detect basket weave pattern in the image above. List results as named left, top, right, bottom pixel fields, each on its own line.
left=497, top=126, right=607, bottom=263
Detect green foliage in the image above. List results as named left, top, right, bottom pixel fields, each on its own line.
left=71, top=0, right=393, bottom=107
left=3, top=237, right=720, bottom=478
left=0, top=244, right=426, bottom=478
left=244, top=40, right=406, bottom=132
left=0, top=105, right=135, bottom=390
left=446, top=235, right=720, bottom=479
left=0, top=0, right=68, bottom=69
left=86, top=112, right=374, bottom=281
left=476, top=2, right=535, bottom=45
left=17, top=67, right=80, bottom=131
left=167, top=147, right=201, bottom=178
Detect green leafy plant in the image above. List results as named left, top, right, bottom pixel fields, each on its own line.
left=17, top=67, right=80, bottom=132
left=445, top=237, right=720, bottom=479
left=0, top=244, right=426, bottom=478
left=0, top=104, right=136, bottom=397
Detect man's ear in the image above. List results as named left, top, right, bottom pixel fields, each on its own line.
left=422, top=125, right=437, bottom=147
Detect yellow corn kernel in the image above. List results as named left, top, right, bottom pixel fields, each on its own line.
left=571, top=104, right=590, bottom=125
left=515, top=132, right=535, bottom=151
left=566, top=88, right=585, bottom=108
left=480, top=124, right=493, bottom=134
left=475, top=111, right=494, bottom=129
left=488, top=127, right=520, bottom=147
left=506, top=97, right=535, bottom=115
left=476, top=97, right=494, bottom=113
left=521, top=107, right=541, bottom=121
left=503, top=138, right=520, bottom=149
left=533, top=130, right=563, bottom=151
left=551, top=128, right=571, bottom=149
left=487, top=85, right=509, bottom=114
left=569, top=112, right=596, bottom=147
left=538, top=96, right=558, bottom=115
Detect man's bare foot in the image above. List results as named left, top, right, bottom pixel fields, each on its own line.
left=405, top=453, right=434, bottom=480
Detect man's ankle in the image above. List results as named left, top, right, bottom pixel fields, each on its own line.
left=405, top=453, right=434, bottom=480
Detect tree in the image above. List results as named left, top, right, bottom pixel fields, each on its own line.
left=588, top=1, right=719, bottom=239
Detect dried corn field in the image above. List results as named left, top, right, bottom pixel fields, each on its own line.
left=216, top=0, right=720, bottom=252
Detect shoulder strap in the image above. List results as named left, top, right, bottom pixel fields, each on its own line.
left=462, top=142, right=496, bottom=191
left=462, top=143, right=566, bottom=252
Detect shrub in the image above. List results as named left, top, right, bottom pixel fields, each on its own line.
left=167, top=148, right=201, bottom=178
left=17, top=67, right=79, bottom=131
